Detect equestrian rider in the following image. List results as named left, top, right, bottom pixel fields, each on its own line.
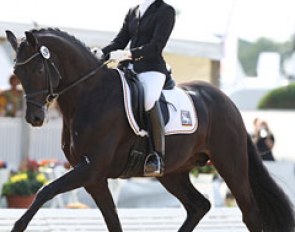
left=98, top=0, right=176, bottom=177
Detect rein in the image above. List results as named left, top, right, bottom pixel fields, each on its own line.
left=58, top=60, right=111, bottom=96
left=15, top=46, right=111, bottom=108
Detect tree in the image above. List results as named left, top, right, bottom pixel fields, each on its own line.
left=258, top=83, right=295, bottom=109
left=238, top=37, right=293, bottom=76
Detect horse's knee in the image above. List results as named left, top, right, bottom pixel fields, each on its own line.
left=198, top=197, right=211, bottom=215
left=188, top=195, right=211, bottom=218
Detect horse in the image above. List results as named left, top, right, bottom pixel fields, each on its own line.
left=6, top=28, right=295, bottom=232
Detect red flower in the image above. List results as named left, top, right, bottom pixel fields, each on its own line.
left=27, top=160, right=39, bottom=172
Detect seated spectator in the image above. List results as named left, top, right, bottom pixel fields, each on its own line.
left=0, top=74, right=23, bottom=117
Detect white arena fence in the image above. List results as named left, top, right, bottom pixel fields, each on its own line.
left=0, top=117, right=65, bottom=170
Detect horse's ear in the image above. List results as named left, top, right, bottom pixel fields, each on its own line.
left=25, top=31, right=38, bottom=47
left=5, top=30, right=18, bottom=52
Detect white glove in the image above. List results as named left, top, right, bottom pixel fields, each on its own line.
left=91, top=47, right=104, bottom=59
left=110, top=50, right=131, bottom=62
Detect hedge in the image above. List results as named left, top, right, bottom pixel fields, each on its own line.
left=257, top=83, right=295, bottom=109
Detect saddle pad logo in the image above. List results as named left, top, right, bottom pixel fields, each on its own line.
left=181, top=110, right=192, bottom=126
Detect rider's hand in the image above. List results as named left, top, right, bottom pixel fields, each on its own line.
left=110, top=50, right=131, bottom=62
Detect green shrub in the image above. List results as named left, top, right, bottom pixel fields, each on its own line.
left=258, top=83, right=295, bottom=109
left=190, top=161, right=217, bottom=177
left=1, top=171, right=47, bottom=196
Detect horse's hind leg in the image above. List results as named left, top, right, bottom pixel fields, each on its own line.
left=223, top=177, right=262, bottom=231
left=158, top=172, right=211, bottom=232
left=85, top=182, right=123, bottom=232
left=210, top=149, right=263, bottom=231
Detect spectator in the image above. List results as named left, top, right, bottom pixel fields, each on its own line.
left=252, top=118, right=275, bottom=161
left=0, top=74, right=23, bottom=117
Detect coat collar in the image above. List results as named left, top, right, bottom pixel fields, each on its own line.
left=136, top=0, right=163, bottom=20
left=139, top=0, right=156, bottom=16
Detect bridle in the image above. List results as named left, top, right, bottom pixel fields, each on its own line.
left=15, top=45, right=110, bottom=109
left=15, top=46, right=61, bottom=108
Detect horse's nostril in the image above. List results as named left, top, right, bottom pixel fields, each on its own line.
left=33, top=116, right=42, bottom=123
left=26, top=113, right=44, bottom=127
left=34, top=116, right=40, bottom=120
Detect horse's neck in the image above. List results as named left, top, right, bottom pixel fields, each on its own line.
left=57, top=66, right=111, bottom=122
left=43, top=38, right=103, bottom=120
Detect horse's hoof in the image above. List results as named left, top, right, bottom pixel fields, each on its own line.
left=11, top=219, right=26, bottom=232
left=11, top=226, right=24, bottom=232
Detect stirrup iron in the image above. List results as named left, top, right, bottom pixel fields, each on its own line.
left=144, top=152, right=163, bottom=177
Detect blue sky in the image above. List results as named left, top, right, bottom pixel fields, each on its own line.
left=1, top=0, right=295, bottom=42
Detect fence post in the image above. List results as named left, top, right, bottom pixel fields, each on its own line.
left=20, top=97, right=30, bottom=162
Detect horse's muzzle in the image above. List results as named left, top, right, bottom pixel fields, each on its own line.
left=26, top=108, right=44, bottom=127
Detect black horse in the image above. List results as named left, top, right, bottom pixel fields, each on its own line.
left=6, top=29, right=295, bottom=232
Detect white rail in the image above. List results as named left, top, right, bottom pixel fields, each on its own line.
left=0, top=208, right=248, bottom=232
left=0, top=118, right=22, bottom=169
left=0, top=118, right=65, bottom=170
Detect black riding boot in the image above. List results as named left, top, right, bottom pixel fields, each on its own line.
left=144, top=101, right=165, bottom=177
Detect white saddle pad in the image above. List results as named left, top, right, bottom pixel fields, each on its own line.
left=116, top=69, right=198, bottom=136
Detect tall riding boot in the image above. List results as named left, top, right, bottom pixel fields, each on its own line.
left=144, top=101, right=165, bottom=177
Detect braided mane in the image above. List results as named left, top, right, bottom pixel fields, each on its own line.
left=28, top=28, right=98, bottom=60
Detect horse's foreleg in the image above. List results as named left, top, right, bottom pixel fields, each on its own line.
left=158, top=172, right=211, bottom=232
left=85, top=182, right=123, bottom=232
left=11, top=158, right=96, bottom=232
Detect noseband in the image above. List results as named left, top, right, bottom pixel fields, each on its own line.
left=15, top=45, right=110, bottom=109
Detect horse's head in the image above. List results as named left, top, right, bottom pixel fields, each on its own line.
left=6, top=30, right=61, bottom=127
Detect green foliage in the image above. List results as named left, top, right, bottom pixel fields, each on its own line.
left=238, top=38, right=293, bottom=76
left=191, top=161, right=217, bottom=177
left=238, top=40, right=259, bottom=76
left=258, top=83, right=295, bottom=109
left=1, top=171, right=48, bottom=196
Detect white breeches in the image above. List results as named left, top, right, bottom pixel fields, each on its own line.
left=137, top=71, right=166, bottom=111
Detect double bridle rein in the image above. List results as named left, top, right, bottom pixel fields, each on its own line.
left=15, top=45, right=110, bottom=108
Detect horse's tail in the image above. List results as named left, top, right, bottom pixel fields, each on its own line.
left=247, top=134, right=295, bottom=232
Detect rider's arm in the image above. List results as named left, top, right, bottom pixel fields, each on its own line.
left=101, top=9, right=131, bottom=57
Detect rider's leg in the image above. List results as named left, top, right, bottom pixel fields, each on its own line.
left=137, top=71, right=166, bottom=177
left=145, top=101, right=165, bottom=176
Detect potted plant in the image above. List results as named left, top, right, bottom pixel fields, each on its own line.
left=190, top=161, right=217, bottom=180
left=1, top=160, right=48, bottom=208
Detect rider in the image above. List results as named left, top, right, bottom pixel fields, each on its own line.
left=98, top=0, right=176, bottom=177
